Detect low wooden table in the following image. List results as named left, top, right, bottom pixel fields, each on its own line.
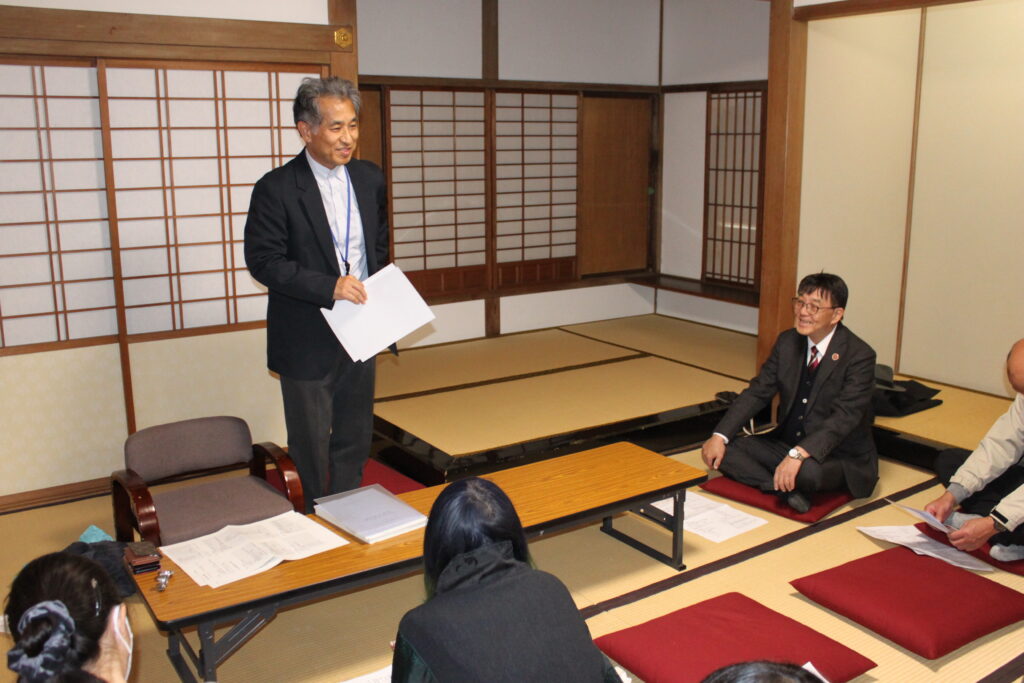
left=135, top=442, right=706, bottom=682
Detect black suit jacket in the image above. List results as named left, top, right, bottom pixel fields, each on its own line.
left=244, top=152, right=389, bottom=380
left=714, top=324, right=879, bottom=497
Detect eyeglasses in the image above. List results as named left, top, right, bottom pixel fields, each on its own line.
left=791, top=297, right=836, bottom=316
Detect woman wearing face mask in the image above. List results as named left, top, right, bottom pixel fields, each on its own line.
left=5, top=552, right=133, bottom=683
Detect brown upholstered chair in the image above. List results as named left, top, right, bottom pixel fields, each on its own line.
left=111, top=416, right=304, bottom=546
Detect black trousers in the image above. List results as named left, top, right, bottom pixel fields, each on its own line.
left=718, top=434, right=847, bottom=495
left=280, top=354, right=375, bottom=513
left=935, top=448, right=1024, bottom=546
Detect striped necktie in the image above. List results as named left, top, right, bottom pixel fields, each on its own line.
left=808, top=345, right=820, bottom=372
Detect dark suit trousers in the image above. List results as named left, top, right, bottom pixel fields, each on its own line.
left=935, top=448, right=1024, bottom=546
left=280, top=354, right=375, bottom=513
left=718, top=435, right=847, bottom=495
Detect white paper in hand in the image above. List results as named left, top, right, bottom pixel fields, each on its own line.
left=321, top=264, right=435, bottom=361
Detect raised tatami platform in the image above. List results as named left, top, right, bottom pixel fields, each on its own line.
left=373, top=315, right=754, bottom=481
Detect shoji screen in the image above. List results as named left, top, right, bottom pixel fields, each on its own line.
left=493, top=92, right=578, bottom=265
left=0, top=62, right=114, bottom=348
left=106, top=65, right=317, bottom=335
left=388, top=88, right=488, bottom=272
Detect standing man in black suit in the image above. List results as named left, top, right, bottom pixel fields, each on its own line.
left=245, top=77, right=389, bottom=511
left=701, top=273, right=878, bottom=513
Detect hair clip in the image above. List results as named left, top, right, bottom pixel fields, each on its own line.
left=91, top=578, right=101, bottom=617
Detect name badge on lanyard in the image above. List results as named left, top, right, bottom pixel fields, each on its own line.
left=327, top=166, right=353, bottom=276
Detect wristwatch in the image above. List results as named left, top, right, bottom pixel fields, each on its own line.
left=990, top=510, right=1010, bottom=534
left=787, top=448, right=806, bottom=462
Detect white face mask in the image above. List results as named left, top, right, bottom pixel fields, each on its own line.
left=112, top=604, right=134, bottom=679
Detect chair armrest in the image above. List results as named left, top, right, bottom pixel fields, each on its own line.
left=252, top=442, right=305, bottom=513
left=110, top=468, right=161, bottom=545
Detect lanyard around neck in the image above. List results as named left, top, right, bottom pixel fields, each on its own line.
left=326, top=166, right=353, bottom=276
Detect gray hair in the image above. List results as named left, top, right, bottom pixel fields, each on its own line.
left=293, top=77, right=362, bottom=128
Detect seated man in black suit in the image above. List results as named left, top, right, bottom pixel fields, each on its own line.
left=701, top=272, right=879, bottom=513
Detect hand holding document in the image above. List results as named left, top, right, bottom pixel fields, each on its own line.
left=887, top=499, right=955, bottom=533
left=321, top=264, right=435, bottom=362
left=857, top=525, right=992, bottom=571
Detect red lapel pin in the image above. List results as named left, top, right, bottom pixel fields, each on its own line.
left=831, top=353, right=839, bottom=361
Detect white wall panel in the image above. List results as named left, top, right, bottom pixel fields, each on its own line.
left=400, top=299, right=486, bottom=348
left=357, top=0, right=481, bottom=79
left=0, top=0, right=326, bottom=23
left=130, top=329, right=286, bottom=443
left=799, top=10, right=920, bottom=367
left=660, top=92, right=706, bottom=278
left=499, top=0, right=660, bottom=85
left=656, top=289, right=757, bottom=335
left=662, top=0, right=769, bottom=85
left=899, top=0, right=1024, bottom=396
left=501, top=284, right=655, bottom=333
left=0, top=345, right=127, bottom=495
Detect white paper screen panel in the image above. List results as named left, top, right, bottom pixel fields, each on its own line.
left=494, top=92, right=578, bottom=264
left=389, top=89, right=487, bottom=271
left=0, top=64, right=115, bottom=347
left=106, top=66, right=317, bottom=335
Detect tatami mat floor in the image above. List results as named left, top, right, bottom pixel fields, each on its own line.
left=3, top=315, right=1020, bottom=682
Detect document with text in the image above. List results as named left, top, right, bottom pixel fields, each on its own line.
left=160, top=511, right=348, bottom=589
left=321, top=264, right=435, bottom=362
left=652, top=491, right=767, bottom=543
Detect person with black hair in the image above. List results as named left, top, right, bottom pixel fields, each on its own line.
left=5, top=552, right=132, bottom=683
left=391, top=477, right=619, bottom=682
left=701, top=272, right=879, bottom=513
left=245, top=76, right=390, bottom=511
left=701, top=660, right=825, bottom=683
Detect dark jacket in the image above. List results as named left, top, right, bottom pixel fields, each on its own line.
left=244, top=153, right=389, bottom=380
left=392, top=541, right=618, bottom=682
left=714, top=325, right=879, bottom=497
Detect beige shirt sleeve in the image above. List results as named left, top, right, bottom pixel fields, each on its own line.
left=950, top=393, right=1024, bottom=531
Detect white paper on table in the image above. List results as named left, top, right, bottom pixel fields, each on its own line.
left=321, top=264, right=435, bottom=362
left=857, top=525, right=993, bottom=571
left=886, top=499, right=954, bottom=533
left=161, top=511, right=348, bottom=588
left=652, top=492, right=767, bottom=543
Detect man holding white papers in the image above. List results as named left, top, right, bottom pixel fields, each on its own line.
left=925, top=339, right=1024, bottom=562
left=244, top=77, right=389, bottom=511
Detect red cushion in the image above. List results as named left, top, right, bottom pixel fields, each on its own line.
left=914, top=522, right=1024, bottom=576
left=266, top=459, right=425, bottom=496
left=699, top=476, right=853, bottom=522
left=594, top=592, right=876, bottom=683
left=359, top=458, right=425, bottom=494
left=791, top=546, right=1024, bottom=659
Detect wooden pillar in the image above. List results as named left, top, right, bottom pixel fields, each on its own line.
left=327, top=0, right=359, bottom=83
left=758, top=0, right=807, bottom=364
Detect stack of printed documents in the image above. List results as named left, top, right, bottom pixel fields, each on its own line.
left=160, top=511, right=347, bottom=588
left=314, top=484, right=427, bottom=544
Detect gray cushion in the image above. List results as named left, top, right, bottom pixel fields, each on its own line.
left=126, top=416, right=252, bottom=481
left=153, top=476, right=294, bottom=545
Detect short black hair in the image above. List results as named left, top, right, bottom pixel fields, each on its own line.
left=422, top=477, right=529, bottom=597
left=797, top=272, right=848, bottom=309
left=5, top=552, right=122, bottom=682
left=701, top=660, right=824, bottom=683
